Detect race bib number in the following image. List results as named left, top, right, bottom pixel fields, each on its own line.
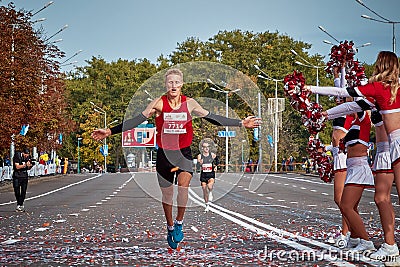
left=202, top=163, right=213, bottom=172
left=163, top=112, right=187, bottom=134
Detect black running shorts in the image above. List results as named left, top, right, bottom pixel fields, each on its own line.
left=156, top=147, right=193, bottom=187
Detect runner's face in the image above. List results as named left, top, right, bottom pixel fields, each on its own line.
left=165, top=74, right=183, bottom=97
left=202, top=144, right=210, bottom=152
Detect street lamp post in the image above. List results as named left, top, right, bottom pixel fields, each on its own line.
left=255, top=65, right=283, bottom=173
left=77, top=137, right=82, bottom=174
left=291, top=49, right=325, bottom=104
left=60, top=49, right=83, bottom=65
left=107, top=119, right=119, bottom=127
left=291, top=50, right=325, bottom=140
left=318, top=26, right=340, bottom=43
left=356, top=0, right=400, bottom=53
left=44, top=24, right=68, bottom=42
left=90, top=101, right=107, bottom=173
left=60, top=61, right=78, bottom=67
left=241, top=139, right=246, bottom=171
left=207, top=79, right=240, bottom=173
left=323, top=39, right=372, bottom=51
left=31, top=1, right=54, bottom=17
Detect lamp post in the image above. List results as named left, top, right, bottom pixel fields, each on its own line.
left=318, top=26, right=340, bottom=43
left=291, top=49, right=324, bottom=104
left=323, top=39, right=372, bottom=50
left=319, top=25, right=372, bottom=52
left=356, top=0, right=400, bottom=53
left=31, top=1, right=54, bottom=16
left=48, top=38, right=63, bottom=44
left=44, top=24, right=68, bottom=42
left=60, top=49, right=83, bottom=65
left=207, top=79, right=240, bottom=173
left=241, top=139, right=246, bottom=171
left=77, top=137, right=82, bottom=174
left=60, top=60, right=78, bottom=67
left=90, top=101, right=107, bottom=173
left=255, top=65, right=283, bottom=173
left=107, top=119, right=119, bottom=127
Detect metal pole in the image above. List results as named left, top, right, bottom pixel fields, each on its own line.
left=316, top=67, right=319, bottom=103
left=77, top=138, right=81, bottom=174
left=225, top=93, right=229, bottom=173
left=103, top=111, right=108, bottom=173
left=10, top=134, right=15, bottom=168
left=393, top=23, right=396, bottom=53
left=258, top=92, right=262, bottom=172
left=274, top=81, right=278, bottom=173
left=241, top=141, right=244, bottom=171
left=104, top=111, right=107, bottom=173
left=315, top=68, right=320, bottom=139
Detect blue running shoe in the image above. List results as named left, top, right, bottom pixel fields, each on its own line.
left=172, top=223, right=184, bottom=243
left=167, top=230, right=178, bottom=249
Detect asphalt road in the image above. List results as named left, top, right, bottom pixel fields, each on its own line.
left=0, top=171, right=399, bottom=266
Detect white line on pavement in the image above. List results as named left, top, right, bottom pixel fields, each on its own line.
left=188, top=188, right=382, bottom=267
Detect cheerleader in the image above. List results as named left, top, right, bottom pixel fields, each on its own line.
left=306, top=51, right=400, bottom=258
left=339, top=110, right=375, bottom=253
left=324, top=103, right=398, bottom=259
left=331, top=66, right=355, bottom=248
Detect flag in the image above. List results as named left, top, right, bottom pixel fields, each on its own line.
left=267, top=135, right=274, bottom=147
left=19, top=124, right=29, bottom=136
left=253, top=127, right=259, bottom=141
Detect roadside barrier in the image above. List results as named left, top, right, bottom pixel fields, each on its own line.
left=0, top=163, right=57, bottom=182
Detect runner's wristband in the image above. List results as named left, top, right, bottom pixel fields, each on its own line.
left=203, top=112, right=242, bottom=127
left=110, top=113, right=147, bottom=135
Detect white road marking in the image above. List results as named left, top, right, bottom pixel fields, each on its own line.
left=188, top=188, right=374, bottom=266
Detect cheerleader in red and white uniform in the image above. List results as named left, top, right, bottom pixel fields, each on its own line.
left=339, top=110, right=375, bottom=253
left=307, top=51, right=400, bottom=175
left=306, top=51, right=400, bottom=258
left=331, top=65, right=355, bottom=248
left=323, top=101, right=398, bottom=259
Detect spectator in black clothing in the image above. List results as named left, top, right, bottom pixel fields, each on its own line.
left=12, top=148, right=33, bottom=212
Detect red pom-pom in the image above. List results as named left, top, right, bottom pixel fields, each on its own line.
left=283, top=71, right=331, bottom=182
left=307, top=138, right=334, bottom=183
left=325, top=40, right=367, bottom=87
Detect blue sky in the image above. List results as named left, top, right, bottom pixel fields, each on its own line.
left=5, top=0, right=400, bottom=71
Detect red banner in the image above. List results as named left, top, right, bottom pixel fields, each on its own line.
left=122, top=127, right=156, bottom=147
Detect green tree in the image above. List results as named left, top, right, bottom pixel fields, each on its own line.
left=64, top=29, right=375, bottom=167
left=62, top=57, right=159, bottom=165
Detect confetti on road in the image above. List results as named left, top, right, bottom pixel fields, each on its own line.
left=34, top=227, right=48, bottom=232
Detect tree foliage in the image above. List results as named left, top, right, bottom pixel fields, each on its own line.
left=0, top=3, right=376, bottom=167
left=0, top=3, right=75, bottom=156
left=64, top=29, right=354, bottom=167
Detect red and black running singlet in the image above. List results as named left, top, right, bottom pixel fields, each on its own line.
left=155, top=95, right=193, bottom=150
